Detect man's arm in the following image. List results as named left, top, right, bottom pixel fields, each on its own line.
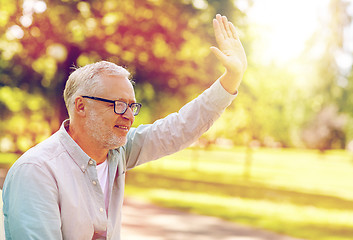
left=124, top=80, right=236, bottom=169
left=2, top=163, right=62, bottom=239
left=210, top=14, right=247, bottom=94
left=124, top=14, right=247, bottom=169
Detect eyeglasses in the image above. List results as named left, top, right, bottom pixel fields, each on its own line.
left=82, top=96, right=142, bottom=116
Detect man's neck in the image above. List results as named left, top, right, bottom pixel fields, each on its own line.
left=67, top=122, right=108, bottom=165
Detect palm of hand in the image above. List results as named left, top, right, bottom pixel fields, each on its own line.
left=211, top=15, right=247, bottom=76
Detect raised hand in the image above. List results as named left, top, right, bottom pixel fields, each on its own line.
left=210, top=14, right=247, bottom=94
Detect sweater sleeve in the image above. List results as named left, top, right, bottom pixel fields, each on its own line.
left=124, top=80, right=238, bottom=170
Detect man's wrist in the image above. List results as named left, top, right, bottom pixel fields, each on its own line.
left=219, top=71, right=242, bottom=95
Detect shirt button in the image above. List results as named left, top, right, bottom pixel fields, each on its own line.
left=81, top=165, right=85, bottom=170
left=92, top=180, right=97, bottom=185
left=89, top=160, right=94, bottom=165
left=99, top=207, right=104, bottom=212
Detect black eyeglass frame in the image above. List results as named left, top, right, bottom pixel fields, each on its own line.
left=82, top=96, right=142, bottom=116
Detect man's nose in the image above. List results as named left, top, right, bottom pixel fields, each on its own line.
left=122, top=107, right=134, bottom=120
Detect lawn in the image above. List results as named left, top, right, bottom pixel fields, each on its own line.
left=125, top=146, right=353, bottom=240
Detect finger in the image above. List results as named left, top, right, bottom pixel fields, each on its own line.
left=229, top=22, right=239, bottom=40
left=210, top=46, right=226, bottom=62
left=216, top=14, right=227, bottom=38
left=213, top=18, right=225, bottom=42
left=222, top=15, right=232, bottom=38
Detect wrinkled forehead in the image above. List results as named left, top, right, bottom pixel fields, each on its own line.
left=97, top=73, right=136, bottom=101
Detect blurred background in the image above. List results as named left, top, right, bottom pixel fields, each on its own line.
left=0, top=0, right=353, bottom=239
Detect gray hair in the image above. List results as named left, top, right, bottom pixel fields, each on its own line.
left=63, top=61, right=131, bottom=117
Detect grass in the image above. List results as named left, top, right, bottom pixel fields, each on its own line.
left=125, top=146, right=353, bottom=240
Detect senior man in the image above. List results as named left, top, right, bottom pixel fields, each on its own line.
left=2, top=14, right=247, bottom=239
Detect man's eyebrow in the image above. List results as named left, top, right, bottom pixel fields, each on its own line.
left=116, top=98, right=137, bottom=104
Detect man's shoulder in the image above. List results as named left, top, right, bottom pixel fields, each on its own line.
left=14, top=131, right=66, bottom=167
left=3, top=132, right=67, bottom=191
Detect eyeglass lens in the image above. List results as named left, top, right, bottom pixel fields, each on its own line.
left=115, top=101, right=140, bottom=115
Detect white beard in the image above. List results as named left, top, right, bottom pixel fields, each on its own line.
left=84, top=110, right=127, bottom=149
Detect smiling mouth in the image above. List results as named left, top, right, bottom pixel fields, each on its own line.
left=115, top=125, right=129, bottom=131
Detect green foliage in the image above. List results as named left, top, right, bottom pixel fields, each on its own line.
left=297, top=0, right=353, bottom=149
left=204, top=61, right=307, bottom=148
left=0, top=153, right=18, bottom=166
left=0, top=86, right=52, bottom=153
left=0, top=0, right=230, bottom=107
left=0, top=0, right=248, bottom=153
left=1, top=0, right=352, bottom=153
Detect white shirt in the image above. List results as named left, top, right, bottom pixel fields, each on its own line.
left=96, top=159, right=109, bottom=213
left=3, top=80, right=237, bottom=240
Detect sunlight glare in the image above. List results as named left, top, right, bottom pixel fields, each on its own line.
left=23, top=0, right=47, bottom=14
left=248, top=0, right=330, bottom=64
left=192, top=0, right=208, bottom=10
left=20, top=15, right=33, bottom=28
left=6, top=25, right=24, bottom=40
left=33, top=1, right=47, bottom=14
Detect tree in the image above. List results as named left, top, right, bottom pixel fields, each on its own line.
left=302, top=105, right=347, bottom=151
left=299, top=0, right=353, bottom=148
left=0, top=0, right=249, bottom=153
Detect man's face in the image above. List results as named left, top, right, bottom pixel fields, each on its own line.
left=84, top=74, right=136, bottom=149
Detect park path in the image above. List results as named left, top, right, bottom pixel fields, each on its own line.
left=122, top=197, right=306, bottom=240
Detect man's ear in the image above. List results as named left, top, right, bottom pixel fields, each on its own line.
left=74, top=96, right=86, bottom=117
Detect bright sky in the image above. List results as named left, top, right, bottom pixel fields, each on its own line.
left=247, top=0, right=330, bottom=64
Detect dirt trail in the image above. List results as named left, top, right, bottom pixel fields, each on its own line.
left=122, top=197, right=306, bottom=240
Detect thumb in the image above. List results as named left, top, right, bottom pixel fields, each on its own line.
left=210, top=46, right=226, bottom=62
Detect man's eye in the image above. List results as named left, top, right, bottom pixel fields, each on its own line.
left=116, top=103, right=126, bottom=108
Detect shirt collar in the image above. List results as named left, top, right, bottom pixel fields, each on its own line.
left=58, top=119, right=91, bottom=173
